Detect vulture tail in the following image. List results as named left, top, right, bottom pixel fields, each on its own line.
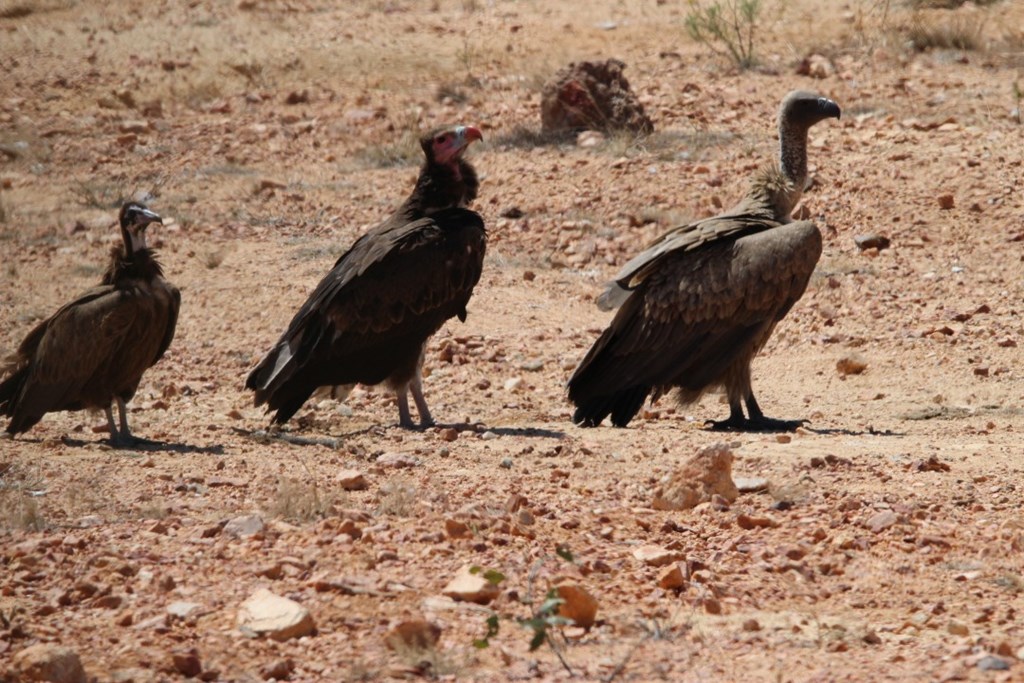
left=246, top=320, right=325, bottom=424
left=571, top=385, right=649, bottom=428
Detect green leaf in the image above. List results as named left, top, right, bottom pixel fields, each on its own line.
left=555, top=544, right=575, bottom=563
left=528, top=629, right=547, bottom=651
left=473, top=638, right=490, bottom=649
left=482, top=569, right=506, bottom=586
left=468, top=565, right=482, bottom=575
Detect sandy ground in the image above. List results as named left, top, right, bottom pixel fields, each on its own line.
left=1, top=0, right=1023, bottom=681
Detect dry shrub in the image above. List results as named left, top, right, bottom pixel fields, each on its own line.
left=271, top=476, right=339, bottom=522
left=376, top=476, right=419, bottom=517
left=904, top=8, right=988, bottom=51
left=0, top=462, right=46, bottom=531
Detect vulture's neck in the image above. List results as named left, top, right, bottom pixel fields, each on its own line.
left=399, top=159, right=479, bottom=220
left=772, top=122, right=811, bottom=218
left=103, top=245, right=164, bottom=285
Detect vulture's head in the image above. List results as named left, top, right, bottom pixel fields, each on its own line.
left=119, top=202, right=163, bottom=254
left=421, top=125, right=483, bottom=167
left=779, top=91, right=841, bottom=131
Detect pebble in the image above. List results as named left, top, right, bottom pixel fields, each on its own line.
left=651, top=443, right=738, bottom=510
left=503, top=377, right=523, bottom=391
left=866, top=510, right=898, bottom=534
left=237, top=589, right=316, bottom=641
left=441, top=566, right=500, bottom=605
left=337, top=470, right=368, bottom=491
left=742, top=618, right=761, bottom=632
left=444, top=519, right=472, bottom=539
left=223, top=514, right=265, bottom=539
left=947, top=619, right=969, bottom=636
left=376, top=452, right=421, bottom=468
left=499, top=458, right=513, bottom=469
left=734, top=477, right=770, bottom=493
left=632, top=545, right=683, bottom=567
left=12, top=644, right=87, bottom=683
left=385, top=619, right=442, bottom=651
left=170, top=650, right=202, bottom=677
left=166, top=601, right=204, bottom=620
left=854, top=234, right=891, bottom=251
left=976, top=655, right=1009, bottom=671
left=657, top=563, right=686, bottom=590
left=261, top=659, right=295, bottom=680
left=555, top=583, right=599, bottom=628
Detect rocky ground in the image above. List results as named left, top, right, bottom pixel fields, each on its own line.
left=1, top=0, right=1023, bottom=681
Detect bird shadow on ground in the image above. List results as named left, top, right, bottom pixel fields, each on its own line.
left=55, top=436, right=226, bottom=454
left=434, top=422, right=566, bottom=439
left=799, top=425, right=904, bottom=437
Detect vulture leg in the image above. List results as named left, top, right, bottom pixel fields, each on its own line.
left=116, top=397, right=132, bottom=440
left=104, top=404, right=127, bottom=446
left=706, top=400, right=748, bottom=432
left=410, top=371, right=435, bottom=428
left=395, top=388, right=415, bottom=429
left=743, top=392, right=806, bottom=432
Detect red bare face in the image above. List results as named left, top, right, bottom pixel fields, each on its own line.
left=430, top=125, right=483, bottom=165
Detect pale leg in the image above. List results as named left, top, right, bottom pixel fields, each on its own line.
left=410, top=370, right=434, bottom=428
left=116, top=397, right=133, bottom=441
left=395, top=385, right=415, bottom=429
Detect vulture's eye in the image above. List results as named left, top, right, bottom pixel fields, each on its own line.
left=436, top=134, right=449, bottom=144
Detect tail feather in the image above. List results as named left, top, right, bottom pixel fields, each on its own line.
left=571, top=385, right=649, bottom=428
left=0, top=366, right=34, bottom=434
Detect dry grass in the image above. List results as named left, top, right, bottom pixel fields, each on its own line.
left=375, top=476, right=419, bottom=517
left=0, top=0, right=75, bottom=19
left=903, top=8, right=989, bottom=51
left=0, top=462, right=47, bottom=532
left=270, top=476, right=338, bottom=523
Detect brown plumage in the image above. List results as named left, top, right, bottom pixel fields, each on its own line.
left=568, top=91, right=841, bottom=430
left=246, top=125, right=487, bottom=428
left=0, top=203, right=180, bottom=444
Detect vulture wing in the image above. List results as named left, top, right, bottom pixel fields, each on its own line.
left=246, top=208, right=486, bottom=420
left=597, top=199, right=779, bottom=311
left=1, top=286, right=143, bottom=432
left=569, top=221, right=821, bottom=426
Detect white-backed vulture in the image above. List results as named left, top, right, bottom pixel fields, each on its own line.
left=568, top=91, right=841, bottom=430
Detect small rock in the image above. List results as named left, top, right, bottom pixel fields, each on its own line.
left=652, top=443, right=738, bottom=510
left=703, top=597, right=722, bottom=615
left=836, top=356, right=867, bottom=376
left=166, top=601, right=203, bottom=620
left=119, top=119, right=150, bottom=134
left=503, top=377, right=523, bottom=391
left=500, top=206, right=525, bottom=219
left=976, top=656, right=1009, bottom=671
left=742, top=618, right=761, bottom=632
left=237, top=589, right=315, bottom=641
left=440, top=428, right=459, bottom=442
left=736, top=514, right=778, bottom=529
left=947, top=619, right=969, bottom=636
left=445, top=519, right=472, bottom=539
left=863, top=629, right=882, bottom=645
left=223, top=514, right=264, bottom=538
left=734, top=477, right=769, bottom=493
left=170, top=650, right=202, bottom=678
left=854, top=234, right=890, bottom=251
left=555, top=583, right=599, bottom=628
left=385, top=619, right=442, bottom=651
left=937, top=194, right=955, bottom=210
left=577, top=130, right=606, bottom=148
left=632, top=545, right=683, bottom=567
left=441, top=566, right=501, bottom=605
left=376, top=452, right=421, bottom=468
left=284, top=90, right=309, bottom=104
left=12, top=644, right=87, bottom=683
left=866, top=510, right=898, bottom=534
left=337, top=470, right=368, bottom=491
left=261, top=658, right=295, bottom=681
left=657, top=563, right=685, bottom=590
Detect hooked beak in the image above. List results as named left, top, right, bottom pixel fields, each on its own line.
left=137, top=207, right=164, bottom=226
left=818, top=98, right=841, bottom=120
left=458, top=125, right=483, bottom=144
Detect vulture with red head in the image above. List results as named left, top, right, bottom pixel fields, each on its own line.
left=568, top=91, right=841, bottom=430
left=246, top=125, right=487, bottom=428
left=0, top=203, right=180, bottom=444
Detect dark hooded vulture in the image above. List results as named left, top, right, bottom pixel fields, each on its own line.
left=568, top=91, right=841, bottom=430
left=0, top=203, right=180, bottom=444
left=246, top=124, right=487, bottom=428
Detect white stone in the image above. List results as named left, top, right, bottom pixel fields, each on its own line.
left=224, top=514, right=264, bottom=538
left=237, top=588, right=315, bottom=641
left=441, top=566, right=500, bottom=605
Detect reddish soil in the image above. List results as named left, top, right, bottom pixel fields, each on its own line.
left=1, top=1, right=1023, bottom=681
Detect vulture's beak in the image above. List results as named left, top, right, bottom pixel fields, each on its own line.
left=818, top=98, right=841, bottom=121
left=458, top=125, right=484, bottom=145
